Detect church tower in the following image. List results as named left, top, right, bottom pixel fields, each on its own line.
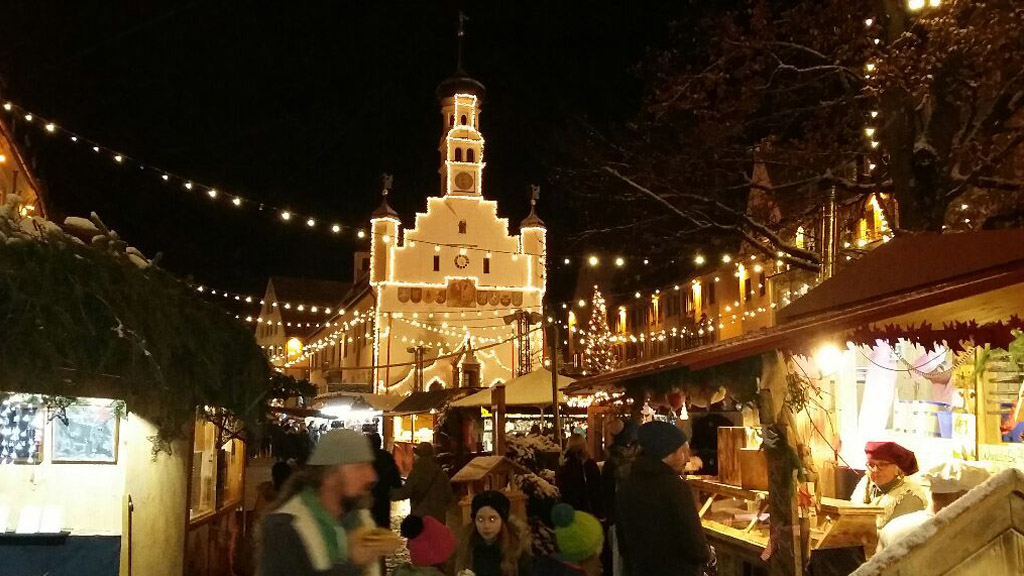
left=436, top=16, right=486, bottom=197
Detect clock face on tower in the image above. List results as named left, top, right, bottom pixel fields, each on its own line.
left=453, top=171, right=474, bottom=192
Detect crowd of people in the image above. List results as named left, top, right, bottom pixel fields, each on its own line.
left=251, top=417, right=715, bottom=576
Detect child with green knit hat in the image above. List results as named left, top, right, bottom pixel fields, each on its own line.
left=547, top=503, right=604, bottom=576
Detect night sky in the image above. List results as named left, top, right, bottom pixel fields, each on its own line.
left=1, top=1, right=693, bottom=307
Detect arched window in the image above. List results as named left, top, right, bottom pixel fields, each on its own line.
left=449, top=114, right=455, bottom=127
left=454, top=148, right=463, bottom=162
left=460, top=114, right=467, bottom=125
left=467, top=148, right=475, bottom=162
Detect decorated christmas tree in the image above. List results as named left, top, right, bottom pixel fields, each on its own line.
left=582, top=286, right=617, bottom=375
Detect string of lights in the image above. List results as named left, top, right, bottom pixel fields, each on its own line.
left=1, top=99, right=370, bottom=238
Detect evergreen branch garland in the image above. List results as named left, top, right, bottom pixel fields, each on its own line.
left=0, top=195, right=276, bottom=451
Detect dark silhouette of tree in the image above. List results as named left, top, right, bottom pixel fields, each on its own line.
left=568, top=0, right=1024, bottom=272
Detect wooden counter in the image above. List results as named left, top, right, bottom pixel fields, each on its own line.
left=686, top=476, right=884, bottom=572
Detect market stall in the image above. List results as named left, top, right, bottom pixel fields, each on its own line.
left=0, top=206, right=279, bottom=576
left=565, top=230, right=1024, bottom=576
left=450, top=368, right=581, bottom=451
left=386, top=388, right=476, bottom=474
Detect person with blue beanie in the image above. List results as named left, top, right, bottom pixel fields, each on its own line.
left=616, top=421, right=709, bottom=576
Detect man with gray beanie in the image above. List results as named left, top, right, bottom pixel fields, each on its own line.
left=259, top=428, right=402, bottom=576
left=616, top=421, right=709, bottom=576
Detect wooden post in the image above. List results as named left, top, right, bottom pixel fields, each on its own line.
left=494, top=384, right=507, bottom=456
left=550, top=320, right=563, bottom=449
left=758, top=351, right=804, bottom=576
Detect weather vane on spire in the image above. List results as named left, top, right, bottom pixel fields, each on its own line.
left=530, top=184, right=540, bottom=207
left=382, top=173, right=393, bottom=197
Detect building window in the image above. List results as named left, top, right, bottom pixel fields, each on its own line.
left=460, top=114, right=467, bottom=125
left=467, top=148, right=475, bottom=162
left=458, top=220, right=467, bottom=234
left=433, top=255, right=440, bottom=271
left=454, top=148, right=463, bottom=162
left=759, top=272, right=767, bottom=296
left=449, top=114, right=455, bottom=127
left=708, top=281, right=716, bottom=304
left=483, top=257, right=490, bottom=274
left=745, top=276, right=753, bottom=301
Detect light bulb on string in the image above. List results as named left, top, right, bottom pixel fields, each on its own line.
left=307, top=218, right=316, bottom=228
left=614, top=257, right=625, bottom=267
left=207, top=189, right=218, bottom=199
left=331, top=224, right=341, bottom=233
left=184, top=182, right=193, bottom=190
left=281, top=211, right=291, bottom=221
left=232, top=197, right=242, bottom=206
left=45, top=123, right=55, bottom=132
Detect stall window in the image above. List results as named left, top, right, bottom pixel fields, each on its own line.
left=759, top=272, right=767, bottom=296
left=483, top=257, right=491, bottom=274
left=458, top=220, right=467, bottom=234
left=433, top=255, right=440, bottom=271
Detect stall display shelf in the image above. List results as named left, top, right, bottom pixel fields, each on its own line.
left=688, top=477, right=884, bottom=564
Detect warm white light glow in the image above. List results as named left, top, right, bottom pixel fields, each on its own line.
left=307, top=218, right=316, bottom=227
left=908, top=0, right=926, bottom=10
left=614, top=257, right=625, bottom=267
left=813, top=343, right=843, bottom=377
left=357, top=230, right=366, bottom=239
left=577, top=299, right=586, bottom=308
left=722, top=255, right=732, bottom=263
left=694, top=255, right=706, bottom=265
left=45, top=122, right=55, bottom=132
left=865, top=127, right=875, bottom=137
left=114, top=154, right=123, bottom=163
left=207, top=188, right=218, bottom=198
left=588, top=255, right=599, bottom=267
left=232, top=197, right=242, bottom=206
left=332, top=224, right=341, bottom=233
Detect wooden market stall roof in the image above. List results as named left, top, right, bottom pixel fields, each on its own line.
left=450, top=369, right=575, bottom=408
left=388, top=388, right=477, bottom=415
left=778, top=229, right=1024, bottom=324
left=566, top=230, right=1024, bottom=395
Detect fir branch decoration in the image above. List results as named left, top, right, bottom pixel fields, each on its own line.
left=0, top=195, right=276, bottom=450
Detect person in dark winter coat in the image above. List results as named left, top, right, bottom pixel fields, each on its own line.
left=391, top=442, right=454, bottom=522
left=599, top=419, right=637, bottom=576
left=454, top=490, right=533, bottom=576
left=259, top=429, right=402, bottom=576
left=366, top=432, right=402, bottom=530
left=556, top=434, right=603, bottom=517
left=616, top=421, right=709, bottom=576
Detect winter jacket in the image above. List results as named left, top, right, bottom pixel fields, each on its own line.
left=556, top=453, right=603, bottom=517
left=616, top=455, right=709, bottom=576
left=391, top=454, right=455, bottom=522
left=370, top=447, right=402, bottom=529
left=600, top=442, right=637, bottom=526
left=455, top=519, right=533, bottom=576
left=258, top=494, right=373, bottom=576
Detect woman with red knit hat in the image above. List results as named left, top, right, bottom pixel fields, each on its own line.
left=849, top=441, right=926, bottom=529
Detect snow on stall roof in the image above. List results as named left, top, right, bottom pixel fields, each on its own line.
left=850, top=468, right=1024, bottom=576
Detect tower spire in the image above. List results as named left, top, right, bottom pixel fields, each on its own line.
left=457, top=11, right=467, bottom=73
